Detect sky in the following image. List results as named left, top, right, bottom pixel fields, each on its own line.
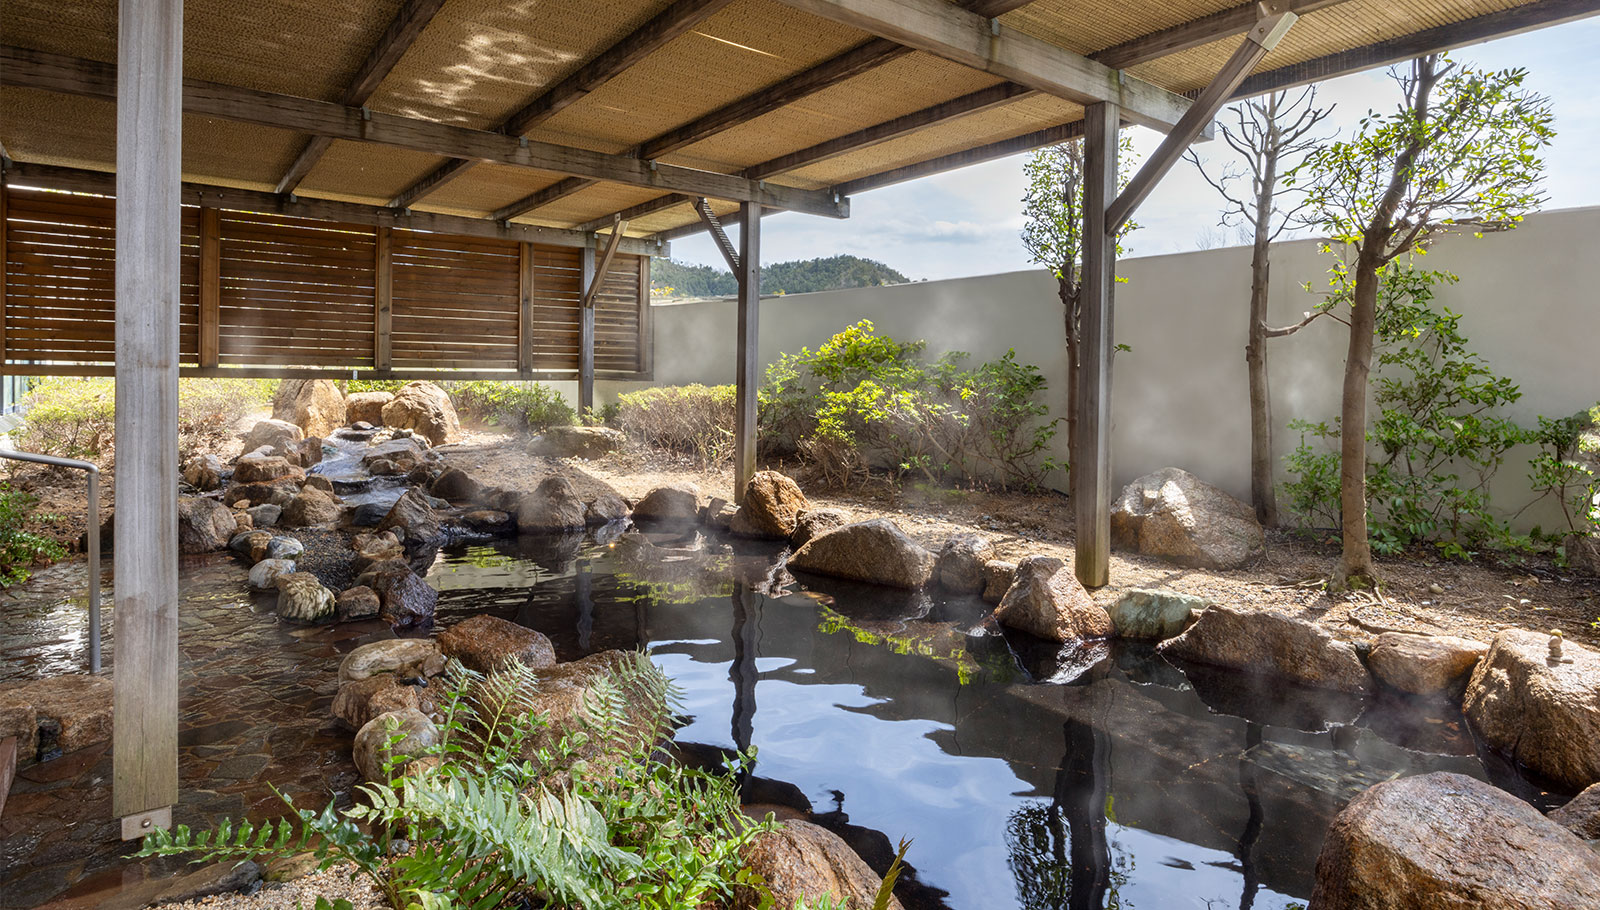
left=668, top=17, right=1600, bottom=281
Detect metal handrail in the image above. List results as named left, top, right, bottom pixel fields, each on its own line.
left=0, top=449, right=101, bottom=672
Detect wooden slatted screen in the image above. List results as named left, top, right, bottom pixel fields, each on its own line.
left=0, top=184, right=652, bottom=378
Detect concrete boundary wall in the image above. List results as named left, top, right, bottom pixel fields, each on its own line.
left=599, top=205, right=1600, bottom=528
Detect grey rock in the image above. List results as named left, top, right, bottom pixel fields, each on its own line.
left=1108, top=588, right=1206, bottom=641
left=1110, top=467, right=1265, bottom=569
left=247, top=558, right=297, bottom=591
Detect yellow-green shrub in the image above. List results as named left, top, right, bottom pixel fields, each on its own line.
left=616, top=384, right=736, bottom=467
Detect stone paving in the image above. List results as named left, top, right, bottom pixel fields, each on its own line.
left=0, top=553, right=394, bottom=908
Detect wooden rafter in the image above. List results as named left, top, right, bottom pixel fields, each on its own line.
left=492, top=0, right=1033, bottom=221
left=389, top=0, right=735, bottom=209
left=276, top=0, right=446, bottom=195
left=1093, top=0, right=1345, bottom=68
left=775, top=0, right=1194, bottom=131
left=5, top=161, right=665, bottom=256
left=0, top=45, right=849, bottom=219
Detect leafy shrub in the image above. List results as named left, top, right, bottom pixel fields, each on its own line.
left=1523, top=408, right=1600, bottom=539
left=445, top=381, right=574, bottom=433
left=178, top=378, right=279, bottom=456
left=762, top=320, right=1060, bottom=490
left=138, top=653, right=776, bottom=910
left=616, top=384, right=737, bottom=468
left=0, top=484, right=64, bottom=586
left=10, top=377, right=277, bottom=463
left=1282, top=267, right=1534, bottom=558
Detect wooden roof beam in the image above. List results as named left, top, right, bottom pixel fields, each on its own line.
left=276, top=0, right=447, bottom=195
left=0, top=45, right=850, bottom=218
left=389, top=0, right=735, bottom=209
left=493, top=0, right=1034, bottom=221
left=1092, top=0, right=1346, bottom=69
left=775, top=0, right=1194, bottom=131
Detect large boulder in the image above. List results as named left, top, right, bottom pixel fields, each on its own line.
left=729, top=471, right=810, bottom=539
left=1109, top=467, right=1265, bottom=569
left=0, top=674, right=112, bottom=762
left=371, top=566, right=438, bottom=630
left=1158, top=604, right=1372, bottom=694
left=437, top=615, right=557, bottom=673
left=274, top=573, right=335, bottom=623
left=733, top=820, right=905, bottom=910
left=786, top=519, right=936, bottom=589
left=377, top=488, right=443, bottom=545
left=338, top=638, right=443, bottom=683
left=513, top=476, right=587, bottom=532
left=177, top=497, right=238, bottom=554
left=1463, top=629, right=1600, bottom=791
left=981, top=559, right=1016, bottom=604
left=380, top=381, right=461, bottom=446
left=352, top=708, right=438, bottom=782
left=273, top=379, right=346, bottom=438
left=790, top=508, right=848, bottom=547
left=1309, top=772, right=1600, bottom=909
left=934, top=533, right=994, bottom=594
left=430, top=467, right=481, bottom=503
left=1108, top=588, right=1205, bottom=641
left=345, top=391, right=394, bottom=427
left=331, top=675, right=424, bottom=730
left=631, top=484, right=701, bottom=523
left=280, top=487, right=342, bottom=528
left=240, top=418, right=303, bottom=454
left=1552, top=782, right=1600, bottom=840
left=995, top=555, right=1112, bottom=643
left=232, top=454, right=304, bottom=485
left=525, top=425, right=624, bottom=459
left=1367, top=632, right=1488, bottom=696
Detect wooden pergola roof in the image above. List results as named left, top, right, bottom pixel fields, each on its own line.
left=3, top=0, right=1593, bottom=251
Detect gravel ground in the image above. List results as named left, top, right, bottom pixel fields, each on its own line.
left=441, top=429, right=1600, bottom=648
left=155, top=866, right=389, bottom=910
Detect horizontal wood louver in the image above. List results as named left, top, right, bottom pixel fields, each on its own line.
left=0, top=184, right=652, bottom=379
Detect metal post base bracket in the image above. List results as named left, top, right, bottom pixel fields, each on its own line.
left=121, top=805, right=173, bottom=841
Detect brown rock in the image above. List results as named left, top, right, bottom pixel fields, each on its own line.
left=274, top=573, right=335, bottom=623
left=178, top=497, right=239, bottom=554
left=437, top=615, right=557, bottom=673
left=1109, top=467, right=1265, bottom=569
left=734, top=820, right=905, bottom=910
left=301, top=474, right=334, bottom=494
left=787, top=518, right=936, bottom=589
left=361, top=437, right=428, bottom=474
left=230, top=529, right=275, bottom=564
left=585, top=491, right=630, bottom=525
left=335, top=585, right=381, bottom=621
left=1368, top=633, right=1488, bottom=696
left=0, top=701, right=39, bottom=764
left=631, top=484, right=701, bottom=523
left=331, top=675, right=422, bottom=730
left=1463, top=629, right=1600, bottom=791
left=380, top=381, right=461, bottom=446
left=995, top=555, right=1111, bottom=642
left=1158, top=604, right=1372, bottom=694
left=353, top=708, right=438, bottom=782
left=981, top=559, right=1016, bottom=604
left=430, top=467, right=481, bottom=503
left=338, top=638, right=443, bottom=683
left=462, top=509, right=516, bottom=535
left=225, top=480, right=300, bottom=508
left=791, top=508, right=848, bottom=547
left=240, top=418, right=302, bottom=453
left=233, top=454, right=304, bottom=485
left=1309, top=772, right=1600, bottom=909
left=345, top=391, right=394, bottom=426
left=371, top=566, right=438, bottom=630
left=0, top=674, right=113, bottom=757
left=514, top=476, right=587, bottom=532
left=281, top=487, right=342, bottom=528
left=1551, top=782, right=1600, bottom=840
left=935, top=533, right=994, bottom=594
left=182, top=453, right=224, bottom=491
left=377, top=488, right=443, bottom=545
left=273, top=379, right=346, bottom=438
left=525, top=425, right=624, bottom=459
left=729, top=471, right=810, bottom=539
left=702, top=497, right=736, bottom=531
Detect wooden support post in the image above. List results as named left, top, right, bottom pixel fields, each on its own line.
left=518, top=242, right=534, bottom=374
left=579, top=245, right=596, bottom=414
left=0, top=735, right=15, bottom=820
left=1073, top=102, right=1118, bottom=590
left=637, top=256, right=653, bottom=375
left=374, top=226, right=392, bottom=371
left=734, top=202, right=760, bottom=504
left=113, top=0, right=182, bottom=839
left=1, top=171, right=7, bottom=367
left=198, top=207, right=219, bottom=367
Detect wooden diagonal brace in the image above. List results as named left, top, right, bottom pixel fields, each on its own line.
left=695, top=198, right=742, bottom=273
left=582, top=220, right=631, bottom=309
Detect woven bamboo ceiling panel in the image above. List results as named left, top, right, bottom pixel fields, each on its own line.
left=0, top=0, right=1581, bottom=241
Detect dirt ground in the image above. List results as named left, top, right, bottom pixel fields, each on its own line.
left=437, top=429, right=1600, bottom=648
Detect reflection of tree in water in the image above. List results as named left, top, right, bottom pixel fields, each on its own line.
left=1004, top=803, right=1134, bottom=910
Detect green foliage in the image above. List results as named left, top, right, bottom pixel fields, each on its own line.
left=616, top=384, right=737, bottom=468
left=1021, top=134, right=1138, bottom=281
left=1524, top=408, right=1600, bottom=539
left=761, top=321, right=1059, bottom=490
left=651, top=255, right=909, bottom=298
left=10, top=377, right=277, bottom=462
left=0, top=484, right=65, bottom=586
left=793, top=838, right=909, bottom=910
left=137, top=653, right=772, bottom=910
left=1281, top=266, right=1535, bottom=557
left=444, top=381, right=575, bottom=433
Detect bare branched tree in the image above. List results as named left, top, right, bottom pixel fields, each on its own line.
left=1188, top=87, right=1335, bottom=527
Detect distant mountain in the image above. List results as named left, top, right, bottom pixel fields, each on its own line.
left=651, top=254, right=910, bottom=298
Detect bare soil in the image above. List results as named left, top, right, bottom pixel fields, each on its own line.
left=438, top=429, right=1600, bottom=648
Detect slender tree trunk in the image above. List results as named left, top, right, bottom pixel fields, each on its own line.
left=1060, top=276, right=1080, bottom=479
left=1334, top=254, right=1381, bottom=587
left=1246, top=138, right=1280, bottom=527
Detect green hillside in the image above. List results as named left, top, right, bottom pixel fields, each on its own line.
left=651, top=254, right=910, bottom=298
